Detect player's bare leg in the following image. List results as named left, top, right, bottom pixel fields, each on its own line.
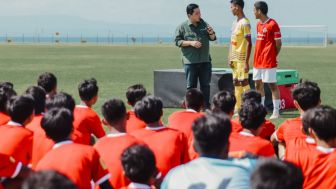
left=254, top=80, right=265, bottom=105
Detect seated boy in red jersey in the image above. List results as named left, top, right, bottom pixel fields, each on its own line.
left=168, top=89, right=204, bottom=160
left=36, top=107, right=112, bottom=189
left=125, top=84, right=147, bottom=133
left=95, top=99, right=142, bottom=189
left=73, top=78, right=105, bottom=145
left=231, top=90, right=275, bottom=140
left=0, top=83, right=17, bottom=126
left=295, top=106, right=336, bottom=189
left=229, top=101, right=275, bottom=157
left=37, top=72, right=57, bottom=100
left=284, top=105, right=319, bottom=179
left=211, top=90, right=242, bottom=132
left=31, top=92, right=76, bottom=168
left=211, top=90, right=274, bottom=140
left=0, top=95, right=34, bottom=165
left=131, top=96, right=189, bottom=176
left=271, top=81, right=321, bottom=158
left=121, top=145, right=159, bottom=189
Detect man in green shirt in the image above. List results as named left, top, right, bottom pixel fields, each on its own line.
left=175, top=3, right=217, bottom=108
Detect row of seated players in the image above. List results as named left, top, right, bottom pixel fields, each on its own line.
left=1, top=112, right=304, bottom=189
left=0, top=73, right=334, bottom=188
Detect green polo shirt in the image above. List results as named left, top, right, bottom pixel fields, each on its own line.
left=175, top=19, right=216, bottom=64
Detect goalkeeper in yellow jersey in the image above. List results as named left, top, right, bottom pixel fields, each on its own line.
left=229, top=0, right=252, bottom=113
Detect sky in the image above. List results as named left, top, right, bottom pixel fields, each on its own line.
left=0, top=0, right=335, bottom=36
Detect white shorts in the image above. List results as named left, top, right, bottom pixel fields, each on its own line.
left=253, top=68, right=277, bottom=83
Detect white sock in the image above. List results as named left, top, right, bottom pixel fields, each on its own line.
left=261, top=97, right=265, bottom=106
left=273, top=99, right=281, bottom=113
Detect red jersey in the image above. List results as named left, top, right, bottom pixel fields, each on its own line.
left=259, top=120, right=276, bottom=140
left=284, top=137, right=317, bottom=178
left=36, top=141, right=110, bottom=189
left=231, top=118, right=275, bottom=140
left=126, top=111, right=146, bottom=133
left=275, top=117, right=306, bottom=144
left=94, top=133, right=142, bottom=189
left=303, top=147, right=336, bottom=189
left=0, top=154, right=22, bottom=178
left=231, top=119, right=243, bottom=133
left=26, top=114, right=43, bottom=134
left=31, top=130, right=55, bottom=169
left=131, top=126, right=189, bottom=176
left=229, top=131, right=275, bottom=157
left=168, top=110, right=204, bottom=160
left=25, top=114, right=55, bottom=168
left=72, top=105, right=106, bottom=145
left=254, top=18, right=281, bottom=69
left=0, top=122, right=33, bottom=165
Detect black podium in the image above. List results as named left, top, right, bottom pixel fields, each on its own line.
left=154, top=68, right=258, bottom=108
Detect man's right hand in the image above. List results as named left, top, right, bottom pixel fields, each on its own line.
left=190, top=41, right=202, bottom=48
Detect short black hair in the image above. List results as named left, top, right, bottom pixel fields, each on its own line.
left=45, top=92, right=75, bottom=112
left=22, top=170, right=77, bottom=189
left=254, top=1, right=268, bottom=15
left=292, top=81, right=320, bottom=111
left=192, top=113, right=232, bottom=156
left=25, top=86, right=46, bottom=115
left=186, top=3, right=199, bottom=15
left=251, top=159, right=303, bottom=189
left=211, top=90, right=236, bottom=114
left=185, top=88, right=204, bottom=110
left=126, top=84, right=147, bottom=107
left=37, top=72, right=57, bottom=93
left=0, top=82, right=14, bottom=89
left=8, top=95, right=34, bottom=124
left=303, top=105, right=336, bottom=142
left=0, top=86, right=17, bottom=113
left=231, top=0, right=244, bottom=9
left=134, top=96, right=163, bottom=124
left=101, top=99, right=126, bottom=124
left=78, top=78, right=98, bottom=102
left=41, top=107, right=74, bottom=143
left=242, top=90, right=262, bottom=104
left=121, top=144, right=157, bottom=184
left=239, top=101, right=267, bottom=130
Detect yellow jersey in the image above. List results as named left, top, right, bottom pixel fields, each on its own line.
left=230, top=17, right=251, bottom=62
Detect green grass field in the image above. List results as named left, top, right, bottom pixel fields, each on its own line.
left=0, top=44, right=335, bottom=127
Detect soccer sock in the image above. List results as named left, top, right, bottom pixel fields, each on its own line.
left=242, top=84, right=250, bottom=92
left=261, top=96, right=265, bottom=106
left=234, top=86, right=243, bottom=111
left=273, top=99, right=281, bottom=114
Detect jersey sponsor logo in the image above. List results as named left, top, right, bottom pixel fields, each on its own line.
left=262, top=28, right=268, bottom=33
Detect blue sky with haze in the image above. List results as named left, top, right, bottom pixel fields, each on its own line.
left=0, top=0, right=334, bottom=37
